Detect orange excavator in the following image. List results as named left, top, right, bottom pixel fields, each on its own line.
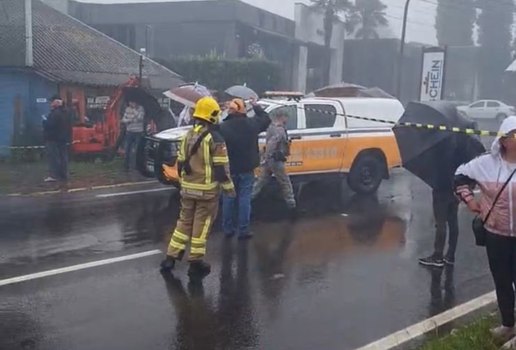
left=71, top=76, right=163, bottom=159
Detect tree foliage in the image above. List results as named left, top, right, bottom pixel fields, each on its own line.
left=310, top=0, right=354, bottom=46
left=352, top=0, right=389, bottom=40
left=159, top=56, right=281, bottom=96
left=310, top=0, right=354, bottom=85
left=476, top=0, right=513, bottom=98
left=435, top=0, right=475, bottom=46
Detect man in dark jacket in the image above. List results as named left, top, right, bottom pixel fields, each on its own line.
left=219, top=98, right=271, bottom=239
left=43, top=96, right=71, bottom=182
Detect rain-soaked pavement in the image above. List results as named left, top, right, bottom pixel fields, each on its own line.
left=0, top=168, right=497, bottom=350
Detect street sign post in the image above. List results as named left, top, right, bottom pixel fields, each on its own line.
left=419, top=47, right=447, bottom=102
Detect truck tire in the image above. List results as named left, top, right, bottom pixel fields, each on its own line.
left=347, top=154, right=385, bottom=195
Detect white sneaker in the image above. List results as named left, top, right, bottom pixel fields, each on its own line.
left=502, top=336, right=516, bottom=349
left=490, top=325, right=515, bottom=342
left=44, top=177, right=57, bottom=183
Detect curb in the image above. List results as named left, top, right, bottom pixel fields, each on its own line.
left=355, top=290, right=497, bottom=350
left=6, top=180, right=156, bottom=198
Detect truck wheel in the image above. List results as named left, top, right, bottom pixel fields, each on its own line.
left=348, top=154, right=384, bottom=195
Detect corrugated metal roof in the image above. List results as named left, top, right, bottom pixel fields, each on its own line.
left=0, top=0, right=26, bottom=66
left=0, top=0, right=183, bottom=89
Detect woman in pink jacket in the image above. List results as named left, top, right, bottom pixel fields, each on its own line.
left=456, top=116, right=516, bottom=346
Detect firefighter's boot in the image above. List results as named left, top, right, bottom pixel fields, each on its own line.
left=188, top=260, right=211, bottom=279
left=160, top=256, right=176, bottom=272
left=160, top=251, right=184, bottom=272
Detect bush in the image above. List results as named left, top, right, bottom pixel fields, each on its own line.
left=159, top=55, right=281, bottom=96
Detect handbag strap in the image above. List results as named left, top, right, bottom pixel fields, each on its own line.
left=485, top=167, right=516, bottom=223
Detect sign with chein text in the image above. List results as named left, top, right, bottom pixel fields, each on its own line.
left=419, top=47, right=447, bottom=102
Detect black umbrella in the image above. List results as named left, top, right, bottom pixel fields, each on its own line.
left=393, top=101, right=485, bottom=189
left=123, top=87, right=162, bottom=119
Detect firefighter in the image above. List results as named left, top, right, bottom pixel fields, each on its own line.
left=160, top=96, right=235, bottom=279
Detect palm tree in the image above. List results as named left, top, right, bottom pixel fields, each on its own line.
left=352, top=0, right=389, bottom=40
left=310, top=0, right=354, bottom=85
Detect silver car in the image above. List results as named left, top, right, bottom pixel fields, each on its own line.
left=457, top=100, right=515, bottom=122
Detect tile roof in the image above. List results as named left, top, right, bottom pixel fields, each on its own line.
left=0, top=0, right=183, bottom=90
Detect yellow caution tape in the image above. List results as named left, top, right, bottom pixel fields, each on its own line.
left=273, top=102, right=511, bottom=138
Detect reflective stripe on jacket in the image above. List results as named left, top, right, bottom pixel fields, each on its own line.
left=178, top=124, right=234, bottom=199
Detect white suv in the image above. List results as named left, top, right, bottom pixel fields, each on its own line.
left=457, top=100, right=515, bottom=121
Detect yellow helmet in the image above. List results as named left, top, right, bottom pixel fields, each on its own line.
left=193, top=96, right=221, bottom=124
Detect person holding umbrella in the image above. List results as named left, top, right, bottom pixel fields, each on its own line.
left=393, top=102, right=485, bottom=268
left=164, top=83, right=212, bottom=127
left=219, top=97, right=271, bottom=239
left=418, top=137, right=464, bottom=268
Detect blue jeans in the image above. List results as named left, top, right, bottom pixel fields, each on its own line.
left=124, top=132, right=142, bottom=170
left=222, top=172, right=255, bottom=236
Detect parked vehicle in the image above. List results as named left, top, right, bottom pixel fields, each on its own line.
left=457, top=100, right=515, bottom=122
left=137, top=96, right=404, bottom=195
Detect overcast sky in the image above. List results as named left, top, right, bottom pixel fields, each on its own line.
left=77, top=0, right=437, bottom=44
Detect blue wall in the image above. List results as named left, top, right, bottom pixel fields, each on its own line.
left=0, top=68, right=57, bottom=151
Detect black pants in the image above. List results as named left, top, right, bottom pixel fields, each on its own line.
left=486, top=232, right=516, bottom=327
left=47, top=141, right=69, bottom=181
left=432, top=191, right=459, bottom=259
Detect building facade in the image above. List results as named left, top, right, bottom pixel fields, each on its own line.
left=69, top=0, right=299, bottom=89
left=0, top=0, right=182, bottom=150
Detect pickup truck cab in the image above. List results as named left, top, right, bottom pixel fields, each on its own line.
left=137, top=97, right=404, bottom=194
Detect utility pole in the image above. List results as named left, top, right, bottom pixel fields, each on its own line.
left=138, top=55, right=143, bottom=82
left=138, top=48, right=146, bottom=83
left=145, top=25, right=151, bottom=57
left=396, top=0, right=411, bottom=99
left=25, top=0, right=33, bottom=67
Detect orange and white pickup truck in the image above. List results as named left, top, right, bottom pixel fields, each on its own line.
left=137, top=97, right=404, bottom=195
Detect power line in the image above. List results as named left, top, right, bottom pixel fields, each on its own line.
left=384, top=14, right=435, bottom=28
left=389, top=2, right=437, bottom=18
left=419, top=0, right=515, bottom=12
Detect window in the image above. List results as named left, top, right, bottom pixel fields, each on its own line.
left=470, top=101, right=485, bottom=108
left=487, top=101, right=500, bottom=108
left=305, top=104, right=337, bottom=128
left=269, top=105, right=298, bottom=130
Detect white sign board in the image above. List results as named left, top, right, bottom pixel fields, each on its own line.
left=419, top=49, right=446, bottom=101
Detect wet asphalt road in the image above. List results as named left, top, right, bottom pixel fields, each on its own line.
left=0, top=171, right=496, bottom=350
left=0, top=119, right=503, bottom=350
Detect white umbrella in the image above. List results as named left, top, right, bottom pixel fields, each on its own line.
left=163, top=82, right=211, bottom=108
